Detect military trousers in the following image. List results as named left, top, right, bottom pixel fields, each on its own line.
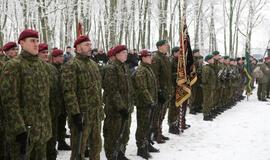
left=266, top=80, right=270, bottom=97
left=258, top=83, right=267, bottom=100
left=135, top=107, right=151, bottom=148
left=168, top=96, right=180, bottom=127
left=69, top=117, right=102, bottom=160
left=57, top=112, right=68, bottom=143
left=153, top=101, right=168, bottom=138
left=202, top=88, right=214, bottom=115
left=46, top=116, right=58, bottom=160
left=103, top=114, right=131, bottom=160
left=189, top=84, right=203, bottom=112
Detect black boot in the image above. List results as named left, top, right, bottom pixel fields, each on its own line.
left=189, top=109, right=197, bottom=115
left=183, top=124, right=191, bottom=130
left=148, top=143, right=160, bottom=153
left=161, top=135, right=169, bottom=140
left=137, top=146, right=151, bottom=159
left=118, top=151, right=130, bottom=160
left=203, top=115, right=213, bottom=121
left=85, top=148, right=90, bottom=157
left=57, top=141, right=71, bottom=150
left=153, top=135, right=165, bottom=144
left=169, top=126, right=179, bottom=135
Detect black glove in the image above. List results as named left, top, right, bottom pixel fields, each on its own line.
left=16, top=132, right=28, bottom=154
left=119, top=109, right=129, bottom=120
left=158, top=90, right=166, bottom=104
left=72, top=114, right=83, bottom=132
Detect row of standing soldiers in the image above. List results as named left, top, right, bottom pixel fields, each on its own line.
left=0, top=29, right=254, bottom=160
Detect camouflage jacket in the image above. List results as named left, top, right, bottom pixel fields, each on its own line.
left=170, top=57, right=178, bottom=88
left=213, top=59, right=222, bottom=89
left=202, top=64, right=216, bottom=90
left=0, top=50, right=52, bottom=143
left=103, top=59, right=134, bottom=116
left=46, top=63, right=64, bottom=118
left=61, top=54, right=103, bottom=122
left=258, top=62, right=270, bottom=84
left=151, top=51, right=172, bottom=100
left=134, top=62, right=158, bottom=108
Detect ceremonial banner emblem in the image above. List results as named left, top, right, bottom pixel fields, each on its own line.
left=175, top=17, right=197, bottom=107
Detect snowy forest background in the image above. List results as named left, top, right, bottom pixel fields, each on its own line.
left=0, top=0, right=269, bottom=57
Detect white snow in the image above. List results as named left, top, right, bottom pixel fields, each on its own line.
left=57, top=88, right=270, bottom=160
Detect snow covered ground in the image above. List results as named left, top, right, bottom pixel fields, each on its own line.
left=57, top=88, right=270, bottom=160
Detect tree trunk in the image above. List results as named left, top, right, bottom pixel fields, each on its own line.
left=223, top=0, right=227, bottom=56
left=194, top=0, right=203, bottom=50
left=109, top=0, right=117, bottom=48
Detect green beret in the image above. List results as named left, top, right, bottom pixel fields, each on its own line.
left=192, top=49, right=200, bottom=54
left=204, top=54, right=213, bottom=61
left=230, top=58, right=235, bottom=61
left=156, top=40, right=167, bottom=47
left=223, top=56, right=230, bottom=60
left=212, top=50, right=220, bottom=55
left=241, top=57, right=246, bottom=60
left=236, top=57, right=241, bottom=61
left=171, top=46, right=180, bottom=53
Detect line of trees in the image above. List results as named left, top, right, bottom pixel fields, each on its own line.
left=0, top=0, right=267, bottom=57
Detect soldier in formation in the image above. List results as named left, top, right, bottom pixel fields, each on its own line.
left=0, top=28, right=259, bottom=160
left=134, top=49, right=159, bottom=159
left=0, top=29, right=52, bottom=159
left=151, top=40, right=171, bottom=144
left=103, top=45, right=134, bottom=160
left=61, top=35, right=103, bottom=160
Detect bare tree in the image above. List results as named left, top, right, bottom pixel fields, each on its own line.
left=244, top=0, right=266, bottom=55
left=0, top=0, right=8, bottom=46
left=194, top=0, right=203, bottom=50
left=209, top=2, right=217, bottom=53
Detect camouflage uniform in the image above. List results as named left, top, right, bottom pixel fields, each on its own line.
left=0, top=54, right=7, bottom=63
left=151, top=51, right=172, bottom=141
left=0, top=50, right=52, bottom=160
left=232, top=65, right=240, bottom=102
left=218, top=63, right=227, bottom=108
left=189, top=56, right=203, bottom=113
left=134, top=62, right=158, bottom=149
left=61, top=54, right=103, bottom=160
left=168, top=57, right=180, bottom=129
left=202, top=63, right=216, bottom=117
left=103, top=59, right=134, bottom=160
left=236, top=64, right=246, bottom=99
left=224, top=65, right=233, bottom=106
left=0, top=59, right=8, bottom=160
left=257, top=62, right=270, bottom=100
left=213, top=59, right=222, bottom=110
left=46, top=63, right=63, bottom=160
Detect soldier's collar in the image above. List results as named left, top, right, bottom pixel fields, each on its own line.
left=76, top=53, right=90, bottom=61
left=114, top=59, right=125, bottom=66
left=20, top=50, right=39, bottom=61
left=157, top=50, right=167, bottom=56
left=141, top=62, right=151, bottom=67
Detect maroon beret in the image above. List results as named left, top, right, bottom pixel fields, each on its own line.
left=113, top=45, right=127, bottom=55
left=265, top=56, right=270, bottom=61
left=51, top=49, right=63, bottom=57
left=18, top=29, right=39, bottom=44
left=3, top=42, right=18, bottom=51
left=139, top=49, right=151, bottom=57
left=38, top=43, right=48, bottom=52
left=107, top=47, right=115, bottom=57
left=74, top=35, right=91, bottom=48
